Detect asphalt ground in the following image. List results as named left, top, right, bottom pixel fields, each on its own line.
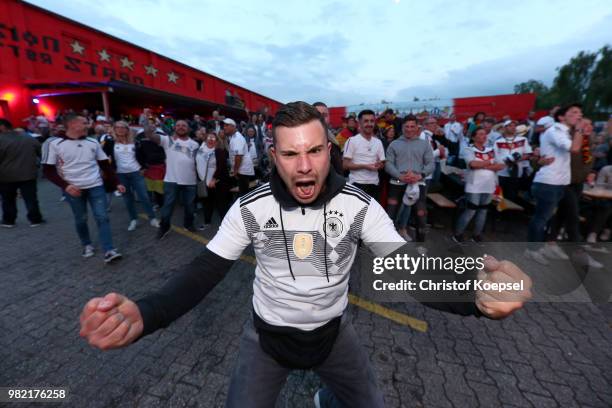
left=1, top=178, right=611, bottom=407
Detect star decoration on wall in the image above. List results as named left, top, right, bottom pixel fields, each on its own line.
left=98, top=49, right=111, bottom=62
left=120, top=56, right=134, bottom=71
left=144, top=64, right=158, bottom=77
left=167, top=71, right=179, bottom=84
left=70, top=40, right=85, bottom=55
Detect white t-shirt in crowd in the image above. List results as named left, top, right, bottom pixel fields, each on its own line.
left=419, top=130, right=441, bottom=160
left=196, top=145, right=216, bottom=184
left=534, top=123, right=572, bottom=186
left=114, top=143, right=141, bottom=174
left=486, top=131, right=502, bottom=148
left=228, top=131, right=255, bottom=176
left=159, top=135, right=199, bottom=185
left=44, top=137, right=107, bottom=189
left=493, top=136, right=532, bottom=178
left=343, top=133, right=385, bottom=185
left=247, top=137, right=258, bottom=165
left=463, top=145, right=498, bottom=194
left=419, top=130, right=441, bottom=181
left=444, top=121, right=464, bottom=143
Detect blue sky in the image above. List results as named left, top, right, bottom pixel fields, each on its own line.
left=30, top=0, right=612, bottom=106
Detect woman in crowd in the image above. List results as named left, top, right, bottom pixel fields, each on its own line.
left=466, top=111, right=486, bottom=139
left=586, top=164, right=612, bottom=243
left=380, top=125, right=396, bottom=151
left=245, top=125, right=259, bottom=174
left=452, top=127, right=505, bottom=243
left=102, top=121, right=159, bottom=231
left=135, top=119, right=167, bottom=210
left=195, top=131, right=230, bottom=229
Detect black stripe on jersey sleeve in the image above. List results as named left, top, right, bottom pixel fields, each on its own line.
left=339, top=190, right=370, bottom=205
left=343, top=184, right=372, bottom=202
left=240, top=191, right=274, bottom=207
left=241, top=184, right=271, bottom=201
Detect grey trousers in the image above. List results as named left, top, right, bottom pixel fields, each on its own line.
left=225, top=314, right=385, bottom=408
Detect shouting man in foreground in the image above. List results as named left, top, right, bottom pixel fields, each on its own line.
left=79, top=102, right=532, bottom=407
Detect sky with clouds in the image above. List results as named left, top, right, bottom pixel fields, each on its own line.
left=29, top=0, right=612, bottom=106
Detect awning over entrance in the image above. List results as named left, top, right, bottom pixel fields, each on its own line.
left=25, top=80, right=251, bottom=121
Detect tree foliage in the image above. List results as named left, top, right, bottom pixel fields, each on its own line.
left=514, top=45, right=612, bottom=117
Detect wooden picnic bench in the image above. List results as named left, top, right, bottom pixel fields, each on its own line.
left=427, top=193, right=457, bottom=209
left=230, top=180, right=258, bottom=193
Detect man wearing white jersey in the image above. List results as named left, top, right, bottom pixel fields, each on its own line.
left=224, top=118, right=255, bottom=196
left=79, top=102, right=531, bottom=408
left=443, top=113, right=464, bottom=158
left=525, top=104, right=584, bottom=264
left=145, top=119, right=200, bottom=238
left=342, top=109, right=385, bottom=199
left=43, top=114, right=125, bottom=263
left=420, top=117, right=446, bottom=188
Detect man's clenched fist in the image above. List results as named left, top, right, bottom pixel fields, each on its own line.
left=79, top=293, right=144, bottom=350
left=475, top=256, right=533, bottom=319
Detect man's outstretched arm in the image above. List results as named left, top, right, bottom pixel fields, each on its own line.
left=79, top=248, right=234, bottom=349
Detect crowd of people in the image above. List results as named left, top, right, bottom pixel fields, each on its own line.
left=1, top=102, right=611, bottom=266
left=2, top=100, right=608, bottom=407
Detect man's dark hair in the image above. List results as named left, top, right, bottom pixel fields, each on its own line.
left=0, top=118, right=13, bottom=130
left=63, top=112, right=83, bottom=127
left=472, top=126, right=486, bottom=137
left=473, top=111, right=486, bottom=121
left=312, top=101, right=327, bottom=108
left=272, top=101, right=326, bottom=145
left=402, top=114, right=418, bottom=124
left=483, top=117, right=496, bottom=125
left=384, top=108, right=394, bottom=116
left=554, top=102, right=583, bottom=122
left=358, top=109, right=376, bottom=120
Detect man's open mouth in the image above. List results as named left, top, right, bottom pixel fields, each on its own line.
left=295, top=180, right=316, bottom=198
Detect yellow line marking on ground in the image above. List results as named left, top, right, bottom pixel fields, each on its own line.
left=144, top=214, right=428, bottom=331
left=348, top=294, right=428, bottom=332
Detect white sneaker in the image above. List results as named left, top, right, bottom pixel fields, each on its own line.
left=582, top=244, right=610, bottom=254
left=398, top=228, right=412, bottom=242
left=556, top=227, right=565, bottom=241
left=82, top=245, right=95, bottom=258
left=600, top=229, right=611, bottom=241
left=127, top=219, right=138, bottom=231
left=104, top=249, right=122, bottom=263
left=587, top=232, right=597, bottom=244
left=149, top=218, right=160, bottom=228
left=573, top=252, right=603, bottom=269
left=541, top=243, right=569, bottom=260
left=524, top=249, right=550, bottom=265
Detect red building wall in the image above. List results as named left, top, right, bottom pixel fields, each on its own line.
left=0, top=0, right=281, bottom=122
left=453, top=94, right=537, bottom=122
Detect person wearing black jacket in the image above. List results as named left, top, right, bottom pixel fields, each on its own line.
left=0, top=118, right=45, bottom=227
left=195, top=131, right=231, bottom=228
left=135, top=125, right=167, bottom=208
left=79, top=102, right=531, bottom=407
left=102, top=121, right=159, bottom=231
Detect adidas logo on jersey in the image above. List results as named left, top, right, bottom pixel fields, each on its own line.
left=263, top=217, right=279, bottom=229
